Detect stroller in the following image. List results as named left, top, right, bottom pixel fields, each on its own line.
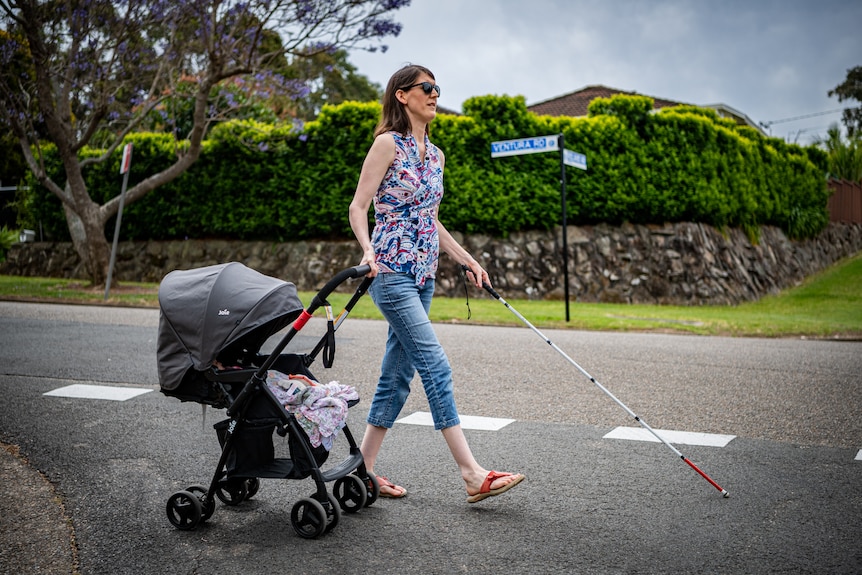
left=157, top=262, right=380, bottom=538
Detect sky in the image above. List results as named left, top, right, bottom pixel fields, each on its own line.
left=348, top=0, right=861, bottom=145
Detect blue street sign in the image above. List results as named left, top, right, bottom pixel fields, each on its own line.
left=563, top=149, right=588, bottom=170
left=491, top=132, right=588, bottom=322
left=490, top=135, right=559, bottom=158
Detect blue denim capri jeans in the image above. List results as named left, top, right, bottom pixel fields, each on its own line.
left=366, top=272, right=460, bottom=431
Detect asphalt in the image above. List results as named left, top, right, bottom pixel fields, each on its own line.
left=3, top=299, right=861, bottom=574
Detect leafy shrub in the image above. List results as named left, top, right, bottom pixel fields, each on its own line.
left=25, top=95, right=830, bottom=242
left=0, top=225, right=19, bottom=262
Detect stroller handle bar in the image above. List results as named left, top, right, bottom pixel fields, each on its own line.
left=226, top=264, right=372, bottom=418
left=309, top=264, right=372, bottom=314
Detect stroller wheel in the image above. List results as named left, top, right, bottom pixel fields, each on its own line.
left=291, top=497, right=327, bottom=539
left=166, top=490, right=202, bottom=530
left=185, top=484, right=215, bottom=521
left=244, top=478, right=260, bottom=499
left=358, top=472, right=380, bottom=507
left=323, top=493, right=341, bottom=534
left=215, top=478, right=248, bottom=506
left=216, top=479, right=248, bottom=506
left=334, top=475, right=368, bottom=513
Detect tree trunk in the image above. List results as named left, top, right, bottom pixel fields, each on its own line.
left=62, top=187, right=110, bottom=287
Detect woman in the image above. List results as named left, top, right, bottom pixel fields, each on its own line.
left=348, top=64, right=524, bottom=503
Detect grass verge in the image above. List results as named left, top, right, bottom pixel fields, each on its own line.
left=1, top=252, right=860, bottom=339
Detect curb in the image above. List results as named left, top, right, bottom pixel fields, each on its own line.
left=0, top=442, right=78, bottom=574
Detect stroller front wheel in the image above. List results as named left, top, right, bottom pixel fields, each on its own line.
left=166, top=490, right=203, bottom=530
left=359, top=472, right=380, bottom=507
left=215, top=477, right=248, bottom=506
left=244, top=477, right=260, bottom=499
left=334, top=474, right=368, bottom=513
left=323, top=493, right=341, bottom=534
left=185, top=484, right=215, bottom=521
left=291, top=497, right=328, bottom=539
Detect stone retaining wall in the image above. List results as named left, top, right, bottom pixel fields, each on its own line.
left=3, top=222, right=861, bottom=305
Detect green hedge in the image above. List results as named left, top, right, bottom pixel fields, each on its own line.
left=29, top=93, right=830, bottom=242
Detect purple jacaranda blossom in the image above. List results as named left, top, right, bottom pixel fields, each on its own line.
left=0, top=0, right=410, bottom=283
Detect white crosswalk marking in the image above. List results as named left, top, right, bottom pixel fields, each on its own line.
left=604, top=426, right=736, bottom=447
left=44, top=384, right=152, bottom=401
left=396, top=411, right=515, bottom=431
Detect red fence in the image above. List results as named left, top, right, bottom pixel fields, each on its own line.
left=827, top=179, right=862, bottom=224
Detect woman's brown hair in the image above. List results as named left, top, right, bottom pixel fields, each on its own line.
left=374, top=64, right=435, bottom=137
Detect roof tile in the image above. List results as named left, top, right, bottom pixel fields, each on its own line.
left=527, top=84, right=686, bottom=117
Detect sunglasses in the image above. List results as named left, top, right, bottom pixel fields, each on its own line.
left=402, top=81, right=441, bottom=96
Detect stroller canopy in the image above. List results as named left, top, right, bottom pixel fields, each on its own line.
left=157, top=262, right=304, bottom=390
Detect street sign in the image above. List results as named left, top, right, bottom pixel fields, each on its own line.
left=563, top=149, right=587, bottom=170
left=490, top=135, right=559, bottom=158
left=120, top=143, right=133, bottom=174
left=491, top=133, right=588, bottom=322
left=106, top=143, right=133, bottom=300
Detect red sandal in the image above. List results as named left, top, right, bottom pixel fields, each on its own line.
left=376, top=475, right=407, bottom=498
left=466, top=471, right=524, bottom=503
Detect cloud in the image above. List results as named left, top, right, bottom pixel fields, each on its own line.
left=349, top=0, right=861, bottom=144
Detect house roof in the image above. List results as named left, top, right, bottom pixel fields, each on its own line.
left=436, top=104, right=461, bottom=116
left=526, top=85, right=687, bottom=117
left=526, top=84, right=766, bottom=135
left=701, top=102, right=764, bottom=134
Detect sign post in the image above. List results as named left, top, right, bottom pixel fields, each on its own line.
left=490, top=134, right=587, bottom=321
left=559, top=134, right=570, bottom=321
left=104, top=142, right=132, bottom=301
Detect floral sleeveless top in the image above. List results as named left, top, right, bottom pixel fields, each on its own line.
left=372, top=131, right=443, bottom=286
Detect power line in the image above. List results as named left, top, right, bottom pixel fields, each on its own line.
left=760, top=107, right=853, bottom=129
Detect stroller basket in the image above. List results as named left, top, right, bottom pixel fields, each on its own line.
left=160, top=263, right=379, bottom=538
left=212, top=353, right=331, bottom=479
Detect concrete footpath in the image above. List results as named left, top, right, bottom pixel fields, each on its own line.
left=1, top=441, right=77, bottom=574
